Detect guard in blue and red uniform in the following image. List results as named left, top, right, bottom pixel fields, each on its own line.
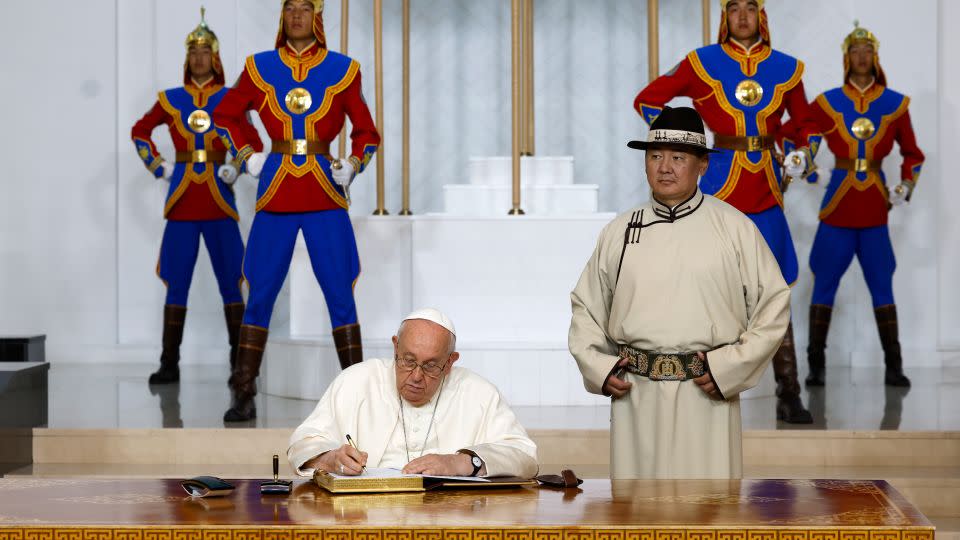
left=633, top=0, right=818, bottom=423
left=214, top=0, right=380, bottom=421
left=131, top=10, right=263, bottom=386
left=794, top=25, right=923, bottom=388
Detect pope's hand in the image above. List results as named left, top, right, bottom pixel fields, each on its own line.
left=602, top=358, right=633, bottom=398
left=246, top=152, right=266, bottom=178
left=318, top=444, right=367, bottom=476
left=402, top=453, right=475, bottom=476
left=218, top=163, right=239, bottom=185
left=331, top=158, right=356, bottom=187
left=889, top=183, right=909, bottom=206
left=784, top=150, right=806, bottom=179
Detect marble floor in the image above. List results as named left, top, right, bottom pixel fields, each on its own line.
left=36, top=363, right=960, bottom=430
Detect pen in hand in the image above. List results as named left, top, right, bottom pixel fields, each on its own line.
left=346, top=434, right=366, bottom=473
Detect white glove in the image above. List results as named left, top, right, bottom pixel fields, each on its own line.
left=331, top=158, right=356, bottom=187
left=889, top=183, right=909, bottom=206
left=157, top=161, right=172, bottom=181
left=218, top=163, right=239, bottom=185
left=245, top=152, right=266, bottom=178
left=784, top=150, right=806, bottom=179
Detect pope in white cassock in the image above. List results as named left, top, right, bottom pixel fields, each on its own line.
left=288, top=308, right=539, bottom=478
left=569, top=106, right=791, bottom=479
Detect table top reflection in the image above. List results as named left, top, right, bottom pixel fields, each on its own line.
left=0, top=478, right=933, bottom=534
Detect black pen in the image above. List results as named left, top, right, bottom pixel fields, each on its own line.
left=346, top=434, right=366, bottom=472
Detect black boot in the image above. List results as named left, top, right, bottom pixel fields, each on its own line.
left=332, top=323, right=363, bottom=370
left=805, top=304, right=832, bottom=387
left=773, top=323, right=814, bottom=424
left=224, top=303, right=245, bottom=387
left=875, top=305, right=910, bottom=387
left=223, top=325, right=268, bottom=422
left=149, top=305, right=186, bottom=385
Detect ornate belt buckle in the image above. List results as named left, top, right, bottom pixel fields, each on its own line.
left=292, top=139, right=308, bottom=155
left=746, top=136, right=762, bottom=152
left=193, top=149, right=207, bottom=163
left=855, top=158, right=868, bottom=172
left=649, top=354, right=685, bottom=381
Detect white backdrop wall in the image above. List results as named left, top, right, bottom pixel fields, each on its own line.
left=0, top=1, right=950, bottom=365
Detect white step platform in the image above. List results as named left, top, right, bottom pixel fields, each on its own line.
left=262, top=214, right=777, bottom=404
left=442, top=156, right=599, bottom=215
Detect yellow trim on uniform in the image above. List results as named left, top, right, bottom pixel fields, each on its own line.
left=163, top=167, right=197, bottom=218
left=246, top=56, right=294, bottom=140
left=205, top=170, right=240, bottom=221
left=866, top=96, right=909, bottom=160
left=842, top=83, right=884, bottom=114
left=687, top=51, right=746, bottom=136
left=157, top=92, right=193, bottom=142
left=756, top=61, right=803, bottom=137
left=248, top=58, right=358, bottom=212
left=720, top=41, right=772, bottom=76
left=279, top=47, right=328, bottom=82
left=254, top=159, right=348, bottom=211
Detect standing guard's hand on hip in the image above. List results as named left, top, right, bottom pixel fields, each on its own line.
left=889, top=183, right=909, bottom=207
left=245, top=152, right=266, bottom=178
left=331, top=158, right=356, bottom=187
left=218, top=163, right=239, bottom=185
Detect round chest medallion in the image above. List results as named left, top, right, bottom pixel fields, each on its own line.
left=285, top=88, right=313, bottom=114
left=851, top=117, right=876, bottom=140
left=187, top=110, right=211, bottom=133
left=735, top=79, right=764, bottom=107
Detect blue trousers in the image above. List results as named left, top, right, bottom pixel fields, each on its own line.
left=158, top=219, right=245, bottom=306
left=242, top=209, right=360, bottom=329
left=809, top=222, right=896, bottom=307
left=745, top=205, right=799, bottom=285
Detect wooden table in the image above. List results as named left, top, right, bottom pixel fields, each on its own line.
left=0, top=478, right=933, bottom=539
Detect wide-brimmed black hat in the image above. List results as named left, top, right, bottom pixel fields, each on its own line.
left=628, top=106, right=717, bottom=153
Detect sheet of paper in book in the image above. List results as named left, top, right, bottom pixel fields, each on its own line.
left=328, top=467, right=491, bottom=482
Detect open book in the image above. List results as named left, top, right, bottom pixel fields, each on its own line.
left=313, top=467, right=535, bottom=494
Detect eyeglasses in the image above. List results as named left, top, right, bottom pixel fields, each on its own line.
left=395, top=355, right=447, bottom=378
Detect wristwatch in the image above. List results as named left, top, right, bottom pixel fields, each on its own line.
left=469, top=455, right=483, bottom=477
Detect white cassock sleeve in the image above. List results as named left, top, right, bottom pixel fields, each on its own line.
left=459, top=385, right=539, bottom=478
left=568, top=223, right=621, bottom=395
left=286, top=374, right=351, bottom=476
left=706, top=220, right=791, bottom=398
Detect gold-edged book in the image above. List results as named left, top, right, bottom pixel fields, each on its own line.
left=313, top=468, right=535, bottom=494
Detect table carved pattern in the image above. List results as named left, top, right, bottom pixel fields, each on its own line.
left=0, top=479, right=933, bottom=540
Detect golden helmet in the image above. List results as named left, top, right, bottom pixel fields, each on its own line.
left=183, top=7, right=225, bottom=86
left=185, top=6, right=220, bottom=53
left=842, top=21, right=885, bottom=86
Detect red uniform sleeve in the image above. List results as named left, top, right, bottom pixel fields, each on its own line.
left=213, top=67, right=263, bottom=166
left=633, top=57, right=698, bottom=125
left=342, top=70, right=380, bottom=174
left=894, top=107, right=924, bottom=185
left=781, top=80, right=819, bottom=150
left=130, top=100, right=168, bottom=177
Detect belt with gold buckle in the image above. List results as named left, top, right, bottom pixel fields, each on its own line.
left=618, top=345, right=706, bottom=381
left=175, top=150, right=227, bottom=163
left=271, top=139, right=331, bottom=157
left=835, top=157, right=882, bottom=173
left=713, top=134, right=775, bottom=152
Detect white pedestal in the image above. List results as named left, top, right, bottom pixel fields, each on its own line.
left=441, top=156, right=599, bottom=215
